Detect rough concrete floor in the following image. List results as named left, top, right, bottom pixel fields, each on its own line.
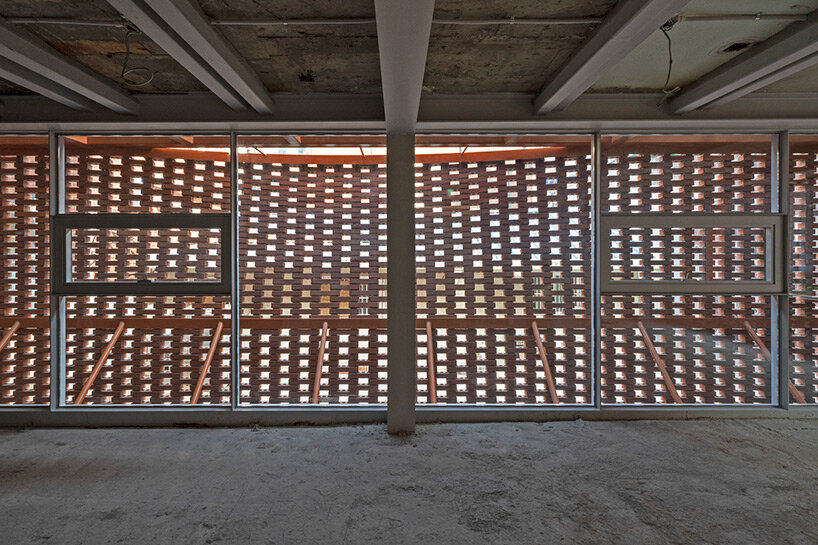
left=0, top=420, right=816, bottom=544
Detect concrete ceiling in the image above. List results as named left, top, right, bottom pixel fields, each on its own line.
left=0, top=0, right=206, bottom=94
left=209, top=22, right=379, bottom=94
left=197, top=0, right=379, bottom=93
left=425, top=0, right=614, bottom=94
left=757, top=62, right=818, bottom=93
left=592, top=0, right=818, bottom=92
left=0, top=0, right=817, bottom=112
left=197, top=0, right=374, bottom=19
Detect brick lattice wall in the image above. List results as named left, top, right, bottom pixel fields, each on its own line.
left=1, top=145, right=815, bottom=405
left=415, top=156, right=592, bottom=404
left=0, top=150, right=50, bottom=404
left=790, top=150, right=818, bottom=403
left=601, top=150, right=774, bottom=404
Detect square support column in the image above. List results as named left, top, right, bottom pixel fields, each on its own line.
left=387, top=133, right=416, bottom=433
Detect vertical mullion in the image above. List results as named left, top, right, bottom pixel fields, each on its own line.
left=592, top=132, right=602, bottom=409
left=774, top=130, right=790, bottom=408
left=49, top=131, right=66, bottom=409
left=230, top=132, right=239, bottom=409
left=386, top=133, right=416, bottom=433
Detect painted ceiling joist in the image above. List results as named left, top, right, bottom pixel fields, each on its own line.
left=106, top=0, right=247, bottom=111
left=0, top=16, right=139, bottom=114
left=533, top=0, right=691, bottom=115
left=669, top=9, right=818, bottom=113
left=141, top=0, right=274, bottom=114
left=374, top=0, right=435, bottom=133
left=0, top=57, right=96, bottom=111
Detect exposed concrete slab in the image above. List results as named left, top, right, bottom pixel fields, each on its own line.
left=0, top=419, right=816, bottom=544
left=198, top=0, right=374, bottom=20
left=0, top=0, right=206, bottom=95
left=434, top=0, right=616, bottom=19
left=425, top=23, right=601, bottom=94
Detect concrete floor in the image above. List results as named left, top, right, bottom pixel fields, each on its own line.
left=0, top=420, right=816, bottom=544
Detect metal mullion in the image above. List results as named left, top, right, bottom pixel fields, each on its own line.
left=49, top=131, right=66, bottom=409
left=592, top=132, right=602, bottom=408
left=230, top=131, right=239, bottom=410
left=774, top=130, right=790, bottom=408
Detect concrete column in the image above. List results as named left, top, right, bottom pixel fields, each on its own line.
left=386, top=133, right=416, bottom=434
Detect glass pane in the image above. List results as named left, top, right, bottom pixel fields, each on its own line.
left=0, top=136, right=50, bottom=405
left=415, top=136, right=593, bottom=405
left=790, top=296, right=817, bottom=404
left=609, top=226, right=768, bottom=282
left=64, top=135, right=230, bottom=214
left=790, top=134, right=818, bottom=403
left=602, top=295, right=772, bottom=405
left=601, top=134, right=772, bottom=214
left=70, top=227, right=222, bottom=282
left=237, top=135, right=387, bottom=405
left=65, top=295, right=230, bottom=406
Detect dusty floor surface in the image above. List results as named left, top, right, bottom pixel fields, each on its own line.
left=0, top=420, right=816, bottom=544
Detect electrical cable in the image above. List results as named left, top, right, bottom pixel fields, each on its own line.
left=120, top=28, right=155, bottom=87
left=658, top=23, right=681, bottom=105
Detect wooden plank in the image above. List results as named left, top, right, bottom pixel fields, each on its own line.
left=74, top=320, right=125, bottom=405
left=0, top=315, right=784, bottom=331
left=636, top=321, right=683, bottom=404
left=426, top=320, right=437, bottom=404
left=742, top=320, right=807, bottom=405
left=311, top=321, right=329, bottom=404
left=531, top=320, right=559, bottom=404
left=0, top=318, right=49, bottom=328
left=149, top=146, right=575, bottom=166
left=0, top=320, right=20, bottom=354
left=190, top=321, right=224, bottom=405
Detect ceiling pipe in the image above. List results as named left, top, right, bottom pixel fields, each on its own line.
left=433, top=18, right=603, bottom=25
left=211, top=18, right=376, bottom=26
left=4, top=14, right=811, bottom=27
left=5, top=18, right=127, bottom=27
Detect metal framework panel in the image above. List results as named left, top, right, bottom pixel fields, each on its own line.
left=600, top=213, right=785, bottom=294
left=52, top=213, right=232, bottom=295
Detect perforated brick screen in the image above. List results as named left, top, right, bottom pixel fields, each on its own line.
left=415, top=156, right=592, bottom=404
left=601, top=148, right=774, bottom=404
left=238, top=160, right=388, bottom=404
left=790, top=147, right=818, bottom=404
left=0, top=146, right=50, bottom=404
left=2, top=138, right=817, bottom=406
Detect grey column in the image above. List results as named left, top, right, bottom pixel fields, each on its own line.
left=387, top=133, right=416, bottom=434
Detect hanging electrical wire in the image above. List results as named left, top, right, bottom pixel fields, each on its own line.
left=658, top=17, right=681, bottom=106
left=120, top=24, right=155, bottom=87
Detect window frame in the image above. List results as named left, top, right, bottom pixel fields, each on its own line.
left=600, top=212, right=785, bottom=294
left=52, top=213, right=232, bottom=295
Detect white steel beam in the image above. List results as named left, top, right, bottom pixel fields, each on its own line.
left=533, top=0, right=691, bottom=114
left=374, top=0, right=435, bottom=133
left=6, top=93, right=818, bottom=131
left=0, top=16, right=139, bottom=114
left=143, top=0, right=274, bottom=114
left=669, top=10, right=818, bottom=113
left=106, top=0, right=247, bottom=111
left=0, top=58, right=95, bottom=111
